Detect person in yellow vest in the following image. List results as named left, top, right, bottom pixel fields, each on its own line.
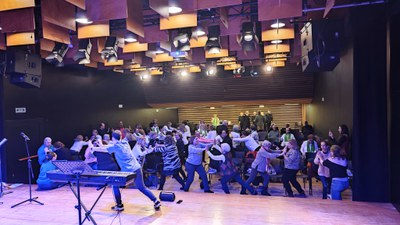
left=211, top=114, right=220, bottom=127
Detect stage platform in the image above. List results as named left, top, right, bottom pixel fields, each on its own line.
left=0, top=178, right=398, bottom=225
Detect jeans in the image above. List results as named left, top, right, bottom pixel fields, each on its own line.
left=159, top=169, right=185, bottom=190
left=241, top=167, right=267, bottom=194
left=331, top=178, right=349, bottom=200
left=222, top=172, right=254, bottom=194
left=184, top=162, right=210, bottom=191
left=113, top=168, right=157, bottom=205
left=319, top=176, right=332, bottom=199
left=282, top=168, right=304, bottom=196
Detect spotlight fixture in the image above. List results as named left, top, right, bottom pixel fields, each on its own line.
left=206, top=63, right=217, bottom=76
left=173, top=29, right=192, bottom=51
left=265, top=65, right=273, bottom=72
left=75, top=9, right=93, bottom=24
left=250, top=67, right=259, bottom=77
left=233, top=66, right=245, bottom=75
left=178, top=69, right=189, bottom=77
left=169, top=0, right=182, bottom=14
left=193, top=26, right=206, bottom=37
left=101, top=36, right=118, bottom=63
left=205, top=26, right=221, bottom=54
left=138, top=70, right=151, bottom=81
left=271, top=40, right=283, bottom=44
left=124, top=32, right=138, bottom=43
left=45, top=42, right=69, bottom=64
left=239, top=22, right=258, bottom=51
left=73, top=39, right=92, bottom=64
left=271, top=19, right=285, bottom=29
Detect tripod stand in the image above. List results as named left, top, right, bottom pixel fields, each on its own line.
left=11, top=134, right=43, bottom=208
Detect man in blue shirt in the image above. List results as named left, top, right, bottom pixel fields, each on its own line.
left=37, top=137, right=54, bottom=165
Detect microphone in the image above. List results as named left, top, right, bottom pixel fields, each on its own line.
left=0, top=138, right=7, bottom=147
left=20, top=132, right=30, bottom=141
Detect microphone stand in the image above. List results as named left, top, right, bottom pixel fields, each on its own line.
left=11, top=135, right=44, bottom=208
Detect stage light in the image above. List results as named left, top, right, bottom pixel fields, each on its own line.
left=73, top=39, right=92, bottom=64
left=250, top=67, right=259, bottom=77
left=124, top=32, right=138, bottom=43
left=265, top=65, right=273, bottom=72
left=173, top=29, right=192, bottom=51
left=46, top=42, right=69, bottom=64
left=205, top=26, right=221, bottom=54
left=206, top=64, right=217, bottom=76
left=178, top=69, right=189, bottom=77
left=194, top=26, right=206, bottom=36
left=101, top=36, right=118, bottom=63
left=169, top=0, right=182, bottom=14
left=75, top=9, right=93, bottom=24
left=240, top=22, right=258, bottom=51
left=271, top=40, right=283, bottom=44
left=271, top=19, right=285, bottom=29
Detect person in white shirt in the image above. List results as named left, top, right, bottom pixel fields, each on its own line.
left=300, top=134, right=319, bottom=157
left=206, top=125, right=217, bottom=140
left=233, top=131, right=261, bottom=152
left=70, top=135, right=89, bottom=153
left=250, top=125, right=259, bottom=143
left=281, top=127, right=296, bottom=147
left=162, top=122, right=175, bottom=134
left=230, top=125, right=241, bottom=149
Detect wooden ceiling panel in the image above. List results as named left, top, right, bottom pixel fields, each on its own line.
left=138, top=25, right=169, bottom=43
left=127, top=0, right=144, bottom=37
left=104, top=59, right=124, bottom=66
left=264, top=44, right=290, bottom=54
left=78, top=22, right=110, bottom=39
left=0, top=0, right=35, bottom=11
left=6, top=32, right=35, bottom=46
left=43, top=21, right=71, bottom=44
left=123, top=42, right=149, bottom=53
left=160, top=13, right=197, bottom=30
left=86, top=0, right=128, bottom=21
left=40, top=38, right=55, bottom=52
left=0, top=8, right=35, bottom=33
left=262, top=28, right=295, bottom=41
left=205, top=49, right=229, bottom=58
left=195, top=0, right=242, bottom=10
left=258, top=0, right=302, bottom=21
left=190, top=36, right=208, bottom=48
left=41, top=0, right=76, bottom=31
left=85, top=61, right=98, bottom=68
left=152, top=53, right=173, bottom=62
left=65, top=0, right=86, bottom=10
left=149, top=0, right=169, bottom=18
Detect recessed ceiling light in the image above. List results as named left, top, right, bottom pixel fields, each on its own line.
left=169, top=6, right=182, bottom=14
left=271, top=22, right=285, bottom=29
left=271, top=40, right=283, bottom=44
left=75, top=18, right=93, bottom=24
left=195, top=30, right=206, bottom=36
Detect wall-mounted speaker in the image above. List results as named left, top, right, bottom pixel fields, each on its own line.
left=10, top=73, right=41, bottom=88
left=6, top=52, right=42, bottom=76
left=300, top=20, right=342, bottom=72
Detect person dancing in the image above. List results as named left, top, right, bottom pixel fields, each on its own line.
left=90, top=130, right=161, bottom=211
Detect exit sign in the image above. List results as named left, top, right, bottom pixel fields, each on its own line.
left=15, top=107, right=26, bottom=114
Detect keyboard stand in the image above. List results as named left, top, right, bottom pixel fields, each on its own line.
left=67, top=182, right=108, bottom=225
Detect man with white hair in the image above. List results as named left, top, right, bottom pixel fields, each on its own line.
left=240, top=140, right=283, bottom=195
left=37, top=137, right=53, bottom=165
left=207, top=143, right=255, bottom=194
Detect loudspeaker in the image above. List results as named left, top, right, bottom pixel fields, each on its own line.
left=159, top=191, right=175, bottom=202
left=10, top=73, right=42, bottom=88
left=6, top=52, right=42, bottom=76
left=300, top=20, right=342, bottom=72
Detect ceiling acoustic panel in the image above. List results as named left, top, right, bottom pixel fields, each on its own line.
left=6, top=32, right=35, bottom=46
left=160, top=13, right=197, bottom=30
left=138, top=25, right=169, bottom=43
left=205, top=49, right=229, bottom=58
left=262, top=28, right=295, bottom=41
left=86, top=0, right=128, bottom=21
left=40, top=38, right=55, bottom=52
left=0, top=0, right=35, bottom=11
left=195, top=0, right=242, bottom=10
left=78, top=22, right=110, bottom=39
left=123, top=42, right=149, bottom=53
left=127, top=0, right=144, bottom=37
left=152, top=53, right=174, bottom=62
left=42, top=21, right=71, bottom=44
left=41, top=0, right=76, bottom=31
left=264, top=44, right=290, bottom=54
left=65, top=0, right=86, bottom=10
left=190, top=36, right=208, bottom=48
left=0, top=8, right=35, bottom=33
left=258, top=0, right=302, bottom=21
left=149, top=0, right=169, bottom=18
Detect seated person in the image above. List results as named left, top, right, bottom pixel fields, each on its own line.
left=53, top=141, right=80, bottom=161
left=281, top=128, right=296, bottom=147
left=36, top=152, right=62, bottom=190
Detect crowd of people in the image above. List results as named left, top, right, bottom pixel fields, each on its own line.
left=35, top=116, right=352, bottom=211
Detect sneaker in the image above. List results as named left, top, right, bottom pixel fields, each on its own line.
left=284, top=193, right=294, bottom=197
left=261, top=191, right=271, bottom=196
left=327, top=194, right=332, bottom=199
left=111, top=204, right=124, bottom=211
left=204, top=190, right=214, bottom=193
left=154, top=200, right=161, bottom=210
left=240, top=191, right=248, bottom=195
left=295, top=193, right=307, bottom=198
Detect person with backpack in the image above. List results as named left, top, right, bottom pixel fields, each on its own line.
left=207, top=143, right=256, bottom=194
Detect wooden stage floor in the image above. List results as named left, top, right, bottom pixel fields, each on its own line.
left=0, top=178, right=399, bottom=225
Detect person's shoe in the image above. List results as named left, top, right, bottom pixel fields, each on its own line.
left=295, top=193, right=307, bottom=198
left=240, top=191, right=248, bottom=195
left=251, top=191, right=258, bottom=195
left=327, top=194, right=332, bottom=199
left=204, top=190, right=214, bottom=193
left=111, top=204, right=124, bottom=211
left=180, top=187, right=184, bottom=190
left=224, top=191, right=230, bottom=194
left=154, top=200, right=161, bottom=211
left=284, top=193, right=294, bottom=197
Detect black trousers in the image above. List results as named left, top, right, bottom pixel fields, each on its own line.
left=282, top=168, right=304, bottom=195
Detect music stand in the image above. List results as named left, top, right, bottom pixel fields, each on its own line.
left=11, top=136, right=44, bottom=208
left=52, top=161, right=98, bottom=225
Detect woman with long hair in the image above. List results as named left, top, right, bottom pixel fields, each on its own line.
left=329, top=124, right=350, bottom=158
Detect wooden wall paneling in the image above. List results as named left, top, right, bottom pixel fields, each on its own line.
left=160, top=13, right=197, bottom=30
left=86, top=0, right=128, bottom=21
left=177, top=104, right=303, bottom=130
left=78, top=22, right=110, bottom=39
left=6, top=32, right=35, bottom=46
left=127, top=0, right=144, bottom=37
left=41, top=0, right=76, bottom=31
left=0, top=8, right=35, bottom=33
left=149, top=0, right=169, bottom=18
left=0, top=0, right=35, bottom=11
left=42, top=21, right=71, bottom=44
left=195, top=0, right=242, bottom=10
left=258, top=0, right=302, bottom=21
left=65, top=0, right=86, bottom=9
left=40, top=38, right=55, bottom=52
